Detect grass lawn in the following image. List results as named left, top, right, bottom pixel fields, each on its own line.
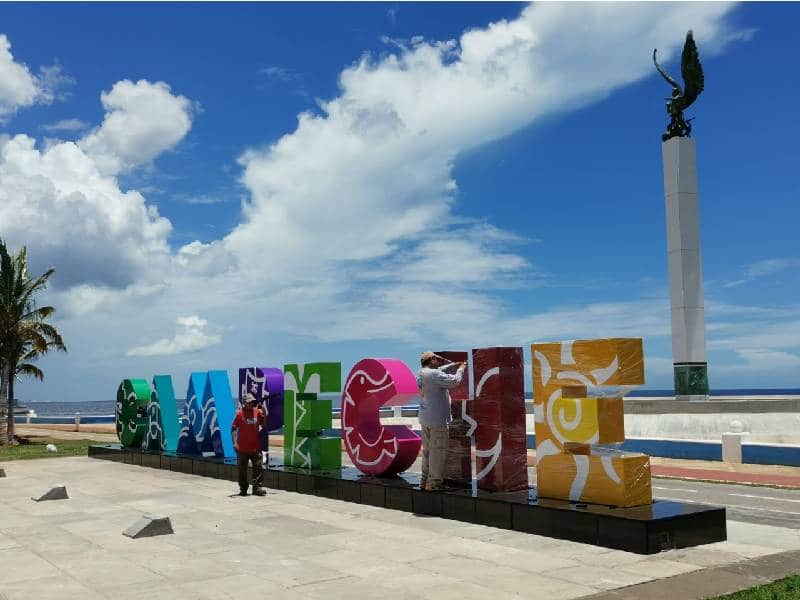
left=0, top=438, right=93, bottom=461
left=711, top=574, right=800, bottom=599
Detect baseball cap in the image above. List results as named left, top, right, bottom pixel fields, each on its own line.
left=420, top=351, right=436, bottom=362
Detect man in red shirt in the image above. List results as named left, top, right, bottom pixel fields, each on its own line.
left=231, top=393, right=267, bottom=496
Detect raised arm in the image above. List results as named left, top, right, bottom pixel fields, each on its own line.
left=430, top=365, right=465, bottom=389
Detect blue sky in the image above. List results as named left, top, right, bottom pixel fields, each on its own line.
left=1, top=2, right=798, bottom=402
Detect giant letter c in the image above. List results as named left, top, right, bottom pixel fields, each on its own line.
left=342, top=358, right=421, bottom=476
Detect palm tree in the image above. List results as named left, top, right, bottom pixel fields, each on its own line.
left=0, top=239, right=66, bottom=445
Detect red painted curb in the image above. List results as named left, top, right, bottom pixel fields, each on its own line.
left=651, top=465, right=800, bottom=489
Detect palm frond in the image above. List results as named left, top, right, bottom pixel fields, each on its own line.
left=16, top=363, right=44, bottom=381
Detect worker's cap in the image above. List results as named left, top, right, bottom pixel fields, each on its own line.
left=420, top=351, right=436, bottom=362
left=242, top=393, right=257, bottom=404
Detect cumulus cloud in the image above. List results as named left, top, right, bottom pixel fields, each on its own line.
left=222, top=1, right=739, bottom=341
left=12, top=4, right=781, bottom=400
left=80, top=79, right=194, bottom=175
left=0, top=34, right=40, bottom=118
left=126, top=315, right=222, bottom=357
left=0, top=78, right=194, bottom=288
left=0, top=35, right=74, bottom=120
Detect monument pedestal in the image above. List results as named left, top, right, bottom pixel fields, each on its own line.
left=662, top=137, right=709, bottom=400
left=89, top=444, right=727, bottom=554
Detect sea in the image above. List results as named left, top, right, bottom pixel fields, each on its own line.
left=21, top=388, right=800, bottom=417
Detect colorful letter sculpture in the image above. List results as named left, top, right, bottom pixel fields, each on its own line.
left=284, top=363, right=342, bottom=469
left=115, top=371, right=241, bottom=459
left=143, top=391, right=164, bottom=452
left=152, top=375, right=180, bottom=452
left=115, top=379, right=150, bottom=448
left=239, top=367, right=285, bottom=432
left=203, top=370, right=237, bottom=458
left=471, top=347, right=528, bottom=492
left=435, top=350, right=472, bottom=487
left=342, top=358, right=422, bottom=476
left=185, top=372, right=218, bottom=455
left=532, top=338, right=652, bottom=507
left=177, top=413, right=199, bottom=455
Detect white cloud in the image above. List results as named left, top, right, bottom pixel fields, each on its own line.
left=80, top=79, right=194, bottom=175
left=41, top=118, right=89, bottom=132
left=723, top=257, right=800, bottom=288
left=707, top=319, right=800, bottom=352
left=259, top=66, right=300, bottom=82
left=0, top=34, right=40, bottom=118
left=227, top=2, right=737, bottom=296
left=0, top=77, right=194, bottom=288
left=127, top=315, right=222, bottom=357
left=35, top=63, right=75, bottom=104
left=0, top=35, right=74, bottom=120
left=12, top=4, right=777, bottom=401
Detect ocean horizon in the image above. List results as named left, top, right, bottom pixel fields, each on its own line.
left=18, top=388, right=800, bottom=417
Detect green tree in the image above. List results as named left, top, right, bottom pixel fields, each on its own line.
left=0, top=239, right=66, bottom=445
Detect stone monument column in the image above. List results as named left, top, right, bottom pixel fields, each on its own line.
left=662, top=136, right=709, bottom=401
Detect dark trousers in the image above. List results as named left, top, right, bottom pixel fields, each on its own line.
left=237, top=451, right=264, bottom=492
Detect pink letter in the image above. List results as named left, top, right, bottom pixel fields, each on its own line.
left=342, top=358, right=422, bottom=476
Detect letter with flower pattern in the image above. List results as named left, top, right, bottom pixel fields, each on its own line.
left=532, top=338, right=652, bottom=507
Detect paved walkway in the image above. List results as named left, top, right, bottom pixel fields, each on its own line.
left=14, top=425, right=118, bottom=443
left=2, top=457, right=800, bottom=600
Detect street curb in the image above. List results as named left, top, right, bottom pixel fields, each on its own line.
left=579, top=549, right=800, bottom=599
left=653, top=474, right=800, bottom=491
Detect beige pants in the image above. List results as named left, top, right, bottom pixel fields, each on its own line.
left=420, top=425, right=448, bottom=487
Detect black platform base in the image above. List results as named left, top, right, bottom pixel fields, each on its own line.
left=88, top=444, right=726, bottom=554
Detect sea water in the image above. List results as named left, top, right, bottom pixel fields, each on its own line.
left=23, top=388, right=800, bottom=417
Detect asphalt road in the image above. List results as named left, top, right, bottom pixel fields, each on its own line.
left=652, top=477, right=800, bottom=530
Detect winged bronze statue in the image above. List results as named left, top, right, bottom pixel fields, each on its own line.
left=653, top=30, right=704, bottom=142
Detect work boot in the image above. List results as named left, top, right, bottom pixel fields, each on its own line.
left=239, top=489, right=248, bottom=496
left=252, top=487, right=266, bottom=497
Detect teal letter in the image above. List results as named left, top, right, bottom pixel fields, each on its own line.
left=152, top=375, right=180, bottom=453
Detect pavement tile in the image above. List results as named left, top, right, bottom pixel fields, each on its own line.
left=42, top=550, right=166, bottom=588
left=413, top=555, right=599, bottom=597
left=311, top=531, right=444, bottom=563
left=179, top=575, right=310, bottom=599
left=665, top=546, right=750, bottom=567
left=136, top=553, right=249, bottom=582
left=433, top=537, right=579, bottom=572
left=4, top=456, right=800, bottom=600
left=0, top=548, right=63, bottom=584
left=10, top=529, right=98, bottom=557
left=706, top=542, right=782, bottom=559
left=100, top=580, right=208, bottom=600
left=305, top=548, right=390, bottom=576
left=353, top=563, right=466, bottom=594
left=294, top=576, right=421, bottom=600
left=618, top=557, right=702, bottom=578
left=0, top=575, right=106, bottom=600
left=422, top=580, right=535, bottom=600
left=548, top=564, right=653, bottom=591
left=258, top=556, right=351, bottom=588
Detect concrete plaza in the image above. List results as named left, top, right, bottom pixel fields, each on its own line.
left=1, top=457, right=799, bottom=600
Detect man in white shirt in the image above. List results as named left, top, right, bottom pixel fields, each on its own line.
left=416, top=351, right=467, bottom=491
